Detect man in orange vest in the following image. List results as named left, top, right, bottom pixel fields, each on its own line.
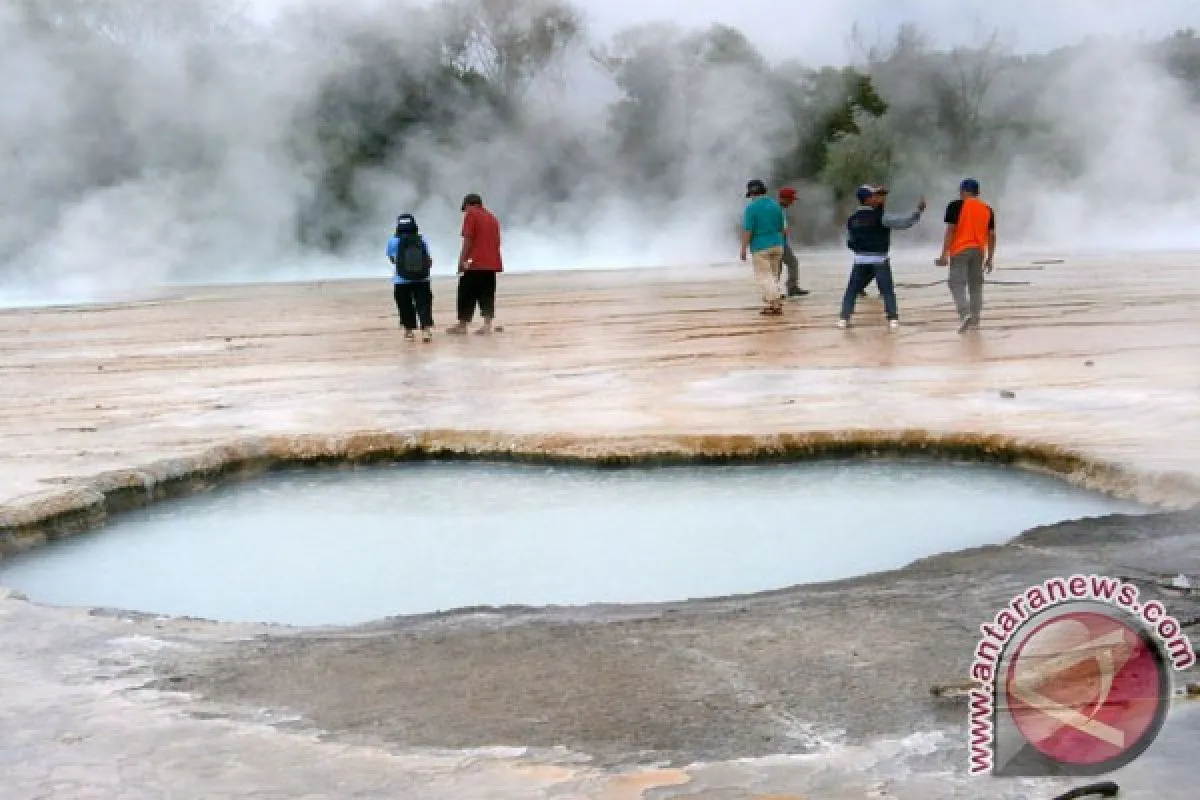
left=936, top=178, right=995, bottom=334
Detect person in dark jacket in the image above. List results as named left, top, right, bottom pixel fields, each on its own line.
left=837, top=185, right=926, bottom=330
left=387, top=214, right=435, bottom=342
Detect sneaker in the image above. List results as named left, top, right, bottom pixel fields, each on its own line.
left=888, top=319, right=900, bottom=331
left=421, top=329, right=433, bottom=343
left=837, top=319, right=849, bottom=329
left=403, top=330, right=416, bottom=340
left=957, top=315, right=973, bottom=334
left=787, top=287, right=810, bottom=297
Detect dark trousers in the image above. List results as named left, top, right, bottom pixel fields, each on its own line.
left=840, top=260, right=898, bottom=320
left=781, top=241, right=799, bottom=290
left=457, top=270, right=497, bottom=322
left=393, top=282, right=433, bottom=330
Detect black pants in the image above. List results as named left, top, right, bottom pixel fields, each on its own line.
left=456, top=270, right=497, bottom=323
left=394, top=282, right=433, bottom=330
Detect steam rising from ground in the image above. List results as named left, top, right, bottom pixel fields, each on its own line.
left=1, top=0, right=1197, bottom=304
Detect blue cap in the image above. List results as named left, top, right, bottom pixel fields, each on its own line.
left=960, top=178, right=980, bottom=194
left=855, top=185, right=887, bottom=203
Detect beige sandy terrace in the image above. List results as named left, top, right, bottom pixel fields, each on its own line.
left=1, top=248, right=1199, bottom=522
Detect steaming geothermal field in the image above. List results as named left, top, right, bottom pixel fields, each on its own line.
left=2, top=248, right=1199, bottom=799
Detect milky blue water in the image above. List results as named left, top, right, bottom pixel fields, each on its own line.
left=0, top=461, right=1146, bottom=625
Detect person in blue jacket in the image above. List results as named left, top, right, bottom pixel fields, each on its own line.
left=387, top=214, right=435, bottom=341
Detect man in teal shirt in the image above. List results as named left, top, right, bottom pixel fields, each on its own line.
left=739, top=179, right=787, bottom=315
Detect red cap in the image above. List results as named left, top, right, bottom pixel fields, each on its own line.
left=778, top=187, right=797, bottom=200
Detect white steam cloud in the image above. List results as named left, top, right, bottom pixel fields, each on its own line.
left=0, top=0, right=1197, bottom=305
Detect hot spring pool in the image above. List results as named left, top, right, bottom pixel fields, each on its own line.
left=0, top=461, right=1147, bottom=625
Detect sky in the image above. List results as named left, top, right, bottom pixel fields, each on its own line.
left=575, top=0, right=1198, bottom=61
left=253, top=0, right=1200, bottom=63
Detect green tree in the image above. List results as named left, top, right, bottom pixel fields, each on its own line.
left=772, top=68, right=888, bottom=184
left=297, top=29, right=501, bottom=251
left=1158, top=28, right=1200, bottom=101
left=295, top=0, right=583, bottom=251
left=818, top=111, right=896, bottom=204
left=443, top=0, right=582, bottom=108
left=594, top=23, right=771, bottom=192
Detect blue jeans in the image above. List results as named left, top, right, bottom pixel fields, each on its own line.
left=840, top=259, right=898, bottom=320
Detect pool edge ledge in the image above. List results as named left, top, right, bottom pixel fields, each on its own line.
left=1, top=428, right=1197, bottom=559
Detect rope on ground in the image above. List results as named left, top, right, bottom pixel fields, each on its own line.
left=893, top=279, right=1032, bottom=289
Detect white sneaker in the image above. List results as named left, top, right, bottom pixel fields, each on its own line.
left=837, top=319, right=849, bottom=329
left=889, top=319, right=900, bottom=331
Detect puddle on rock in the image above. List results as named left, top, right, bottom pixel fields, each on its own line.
left=0, top=461, right=1146, bottom=625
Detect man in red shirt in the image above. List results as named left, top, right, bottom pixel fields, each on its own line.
left=446, top=193, right=503, bottom=335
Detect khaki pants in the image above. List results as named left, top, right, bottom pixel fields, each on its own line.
left=751, top=246, right=784, bottom=309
